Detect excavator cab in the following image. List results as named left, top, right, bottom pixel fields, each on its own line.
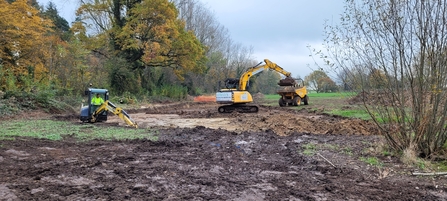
left=80, top=88, right=109, bottom=122
left=224, top=78, right=240, bottom=89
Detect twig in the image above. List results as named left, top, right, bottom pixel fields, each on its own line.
left=317, top=153, right=336, bottom=168
left=412, top=172, right=447, bottom=176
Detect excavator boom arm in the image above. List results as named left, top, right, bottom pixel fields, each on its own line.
left=238, top=59, right=292, bottom=90
left=92, top=100, right=138, bottom=128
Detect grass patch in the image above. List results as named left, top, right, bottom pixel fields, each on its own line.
left=307, top=92, right=356, bottom=98
left=262, top=94, right=281, bottom=106
left=359, top=156, right=383, bottom=167
left=433, top=161, right=447, bottom=172
left=329, top=109, right=371, bottom=120
left=302, top=143, right=317, bottom=156
left=342, top=147, right=353, bottom=156
left=0, top=120, right=158, bottom=141
left=322, top=143, right=339, bottom=150
left=382, top=150, right=392, bottom=157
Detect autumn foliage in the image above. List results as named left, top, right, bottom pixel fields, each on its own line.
left=0, top=0, right=275, bottom=99
left=0, top=0, right=53, bottom=90
left=75, top=0, right=206, bottom=94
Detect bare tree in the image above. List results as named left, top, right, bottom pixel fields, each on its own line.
left=172, top=0, right=256, bottom=93
left=76, top=0, right=112, bottom=35
left=172, top=0, right=228, bottom=54
left=323, top=0, right=447, bottom=159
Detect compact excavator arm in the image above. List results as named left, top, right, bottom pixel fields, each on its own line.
left=92, top=100, right=138, bottom=128
left=238, top=59, right=292, bottom=90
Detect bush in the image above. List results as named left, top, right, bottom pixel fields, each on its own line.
left=151, top=85, right=188, bottom=100
left=0, top=89, right=76, bottom=116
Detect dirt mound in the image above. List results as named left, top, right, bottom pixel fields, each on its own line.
left=278, top=76, right=296, bottom=86
left=252, top=92, right=265, bottom=103
left=348, top=91, right=414, bottom=106
left=100, top=102, right=379, bottom=136
left=348, top=91, right=387, bottom=105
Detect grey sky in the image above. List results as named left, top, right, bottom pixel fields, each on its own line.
left=200, top=0, right=345, bottom=78
left=37, top=0, right=345, bottom=78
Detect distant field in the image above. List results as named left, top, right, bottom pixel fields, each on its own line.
left=263, top=92, right=371, bottom=120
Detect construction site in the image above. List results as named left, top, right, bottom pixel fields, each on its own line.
left=1, top=95, right=447, bottom=200
left=2, top=0, right=447, bottom=199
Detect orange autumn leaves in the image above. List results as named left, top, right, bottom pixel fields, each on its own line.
left=0, top=0, right=53, bottom=83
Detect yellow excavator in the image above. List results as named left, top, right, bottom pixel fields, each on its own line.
left=80, top=88, right=138, bottom=128
left=216, top=59, right=300, bottom=113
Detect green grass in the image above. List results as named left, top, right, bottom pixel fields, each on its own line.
left=322, top=143, right=339, bottom=150
left=302, top=143, right=317, bottom=156
left=329, top=109, right=371, bottom=120
left=263, top=94, right=282, bottom=102
left=0, top=120, right=158, bottom=141
left=359, top=156, right=383, bottom=167
left=342, top=147, right=353, bottom=156
left=432, top=160, right=447, bottom=171
left=307, top=91, right=356, bottom=98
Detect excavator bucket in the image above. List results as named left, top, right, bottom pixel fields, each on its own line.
left=278, top=77, right=296, bottom=86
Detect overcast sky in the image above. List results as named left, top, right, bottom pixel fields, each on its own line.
left=37, top=0, right=345, bottom=78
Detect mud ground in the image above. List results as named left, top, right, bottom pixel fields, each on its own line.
left=1, top=100, right=447, bottom=200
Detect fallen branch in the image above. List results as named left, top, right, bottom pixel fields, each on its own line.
left=317, top=153, right=336, bottom=168
left=412, top=172, right=447, bottom=176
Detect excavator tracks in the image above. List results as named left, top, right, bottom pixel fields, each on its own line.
left=218, top=104, right=259, bottom=113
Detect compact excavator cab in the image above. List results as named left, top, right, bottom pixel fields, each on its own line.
left=80, top=88, right=109, bottom=122
left=79, top=88, right=138, bottom=128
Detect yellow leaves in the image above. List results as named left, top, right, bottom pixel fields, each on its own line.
left=76, top=0, right=206, bottom=84
left=0, top=0, right=53, bottom=82
left=142, top=42, right=161, bottom=63
left=33, top=62, right=49, bottom=80
left=119, top=0, right=179, bottom=53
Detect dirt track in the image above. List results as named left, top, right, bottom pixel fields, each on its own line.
left=1, top=101, right=447, bottom=200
